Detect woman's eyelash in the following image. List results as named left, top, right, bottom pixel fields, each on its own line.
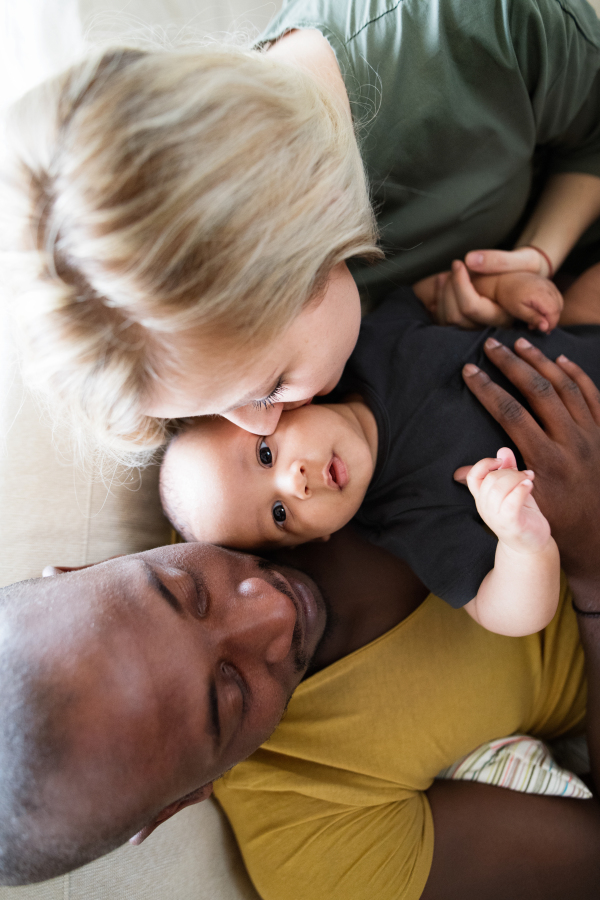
left=252, top=379, right=286, bottom=410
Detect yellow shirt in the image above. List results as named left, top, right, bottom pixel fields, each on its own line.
left=214, top=578, right=585, bottom=900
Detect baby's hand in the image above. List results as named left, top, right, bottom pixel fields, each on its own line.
left=466, top=448, right=552, bottom=554
left=488, top=271, right=563, bottom=333
left=413, top=262, right=513, bottom=329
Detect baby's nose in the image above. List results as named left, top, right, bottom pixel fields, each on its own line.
left=282, top=461, right=311, bottom=500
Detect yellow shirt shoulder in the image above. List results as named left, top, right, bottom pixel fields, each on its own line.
left=215, top=578, right=584, bottom=900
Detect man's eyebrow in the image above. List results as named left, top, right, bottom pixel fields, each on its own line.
left=142, top=562, right=184, bottom=614
left=208, top=677, right=221, bottom=744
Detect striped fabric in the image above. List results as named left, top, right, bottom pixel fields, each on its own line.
left=437, top=735, right=591, bottom=799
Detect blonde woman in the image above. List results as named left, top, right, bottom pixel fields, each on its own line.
left=4, top=0, right=600, bottom=458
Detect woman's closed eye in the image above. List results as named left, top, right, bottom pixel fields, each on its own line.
left=252, top=378, right=286, bottom=411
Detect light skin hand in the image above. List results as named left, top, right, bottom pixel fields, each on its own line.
left=466, top=449, right=551, bottom=555
left=414, top=261, right=513, bottom=329
left=466, top=173, right=600, bottom=280
left=414, top=261, right=562, bottom=331
left=465, top=245, right=551, bottom=278
left=462, top=445, right=559, bottom=636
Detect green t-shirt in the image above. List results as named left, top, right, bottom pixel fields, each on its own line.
left=260, top=0, right=600, bottom=301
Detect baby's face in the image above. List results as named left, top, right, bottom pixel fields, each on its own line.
left=168, top=403, right=376, bottom=548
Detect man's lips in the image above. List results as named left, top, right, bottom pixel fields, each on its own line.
left=258, top=562, right=320, bottom=658
left=325, top=454, right=349, bottom=490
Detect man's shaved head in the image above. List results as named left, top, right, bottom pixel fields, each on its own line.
left=0, top=544, right=325, bottom=884
left=0, top=576, right=175, bottom=883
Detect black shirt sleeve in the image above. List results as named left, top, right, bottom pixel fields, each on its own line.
left=358, top=506, right=498, bottom=609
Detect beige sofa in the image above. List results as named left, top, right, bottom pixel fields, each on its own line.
left=0, top=3, right=276, bottom=897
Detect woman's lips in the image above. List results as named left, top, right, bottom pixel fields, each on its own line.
left=326, top=455, right=349, bottom=490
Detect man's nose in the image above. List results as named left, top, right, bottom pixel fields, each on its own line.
left=232, top=578, right=297, bottom=665
left=278, top=460, right=311, bottom=500
left=223, top=402, right=283, bottom=435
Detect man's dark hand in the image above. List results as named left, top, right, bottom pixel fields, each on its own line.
left=455, top=336, right=600, bottom=587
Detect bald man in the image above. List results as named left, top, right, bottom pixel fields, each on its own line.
left=2, top=341, right=600, bottom=899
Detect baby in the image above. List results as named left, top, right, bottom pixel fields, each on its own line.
left=160, top=288, right=600, bottom=637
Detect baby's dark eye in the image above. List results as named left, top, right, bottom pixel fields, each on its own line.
left=258, top=439, right=273, bottom=467
left=272, top=502, right=287, bottom=525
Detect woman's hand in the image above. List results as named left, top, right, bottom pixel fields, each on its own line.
left=414, top=259, right=562, bottom=331
left=465, top=246, right=552, bottom=278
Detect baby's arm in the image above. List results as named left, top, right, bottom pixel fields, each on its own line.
left=463, top=448, right=560, bottom=636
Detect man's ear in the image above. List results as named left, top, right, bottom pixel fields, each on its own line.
left=42, top=556, right=124, bottom=577
left=128, top=783, right=213, bottom=846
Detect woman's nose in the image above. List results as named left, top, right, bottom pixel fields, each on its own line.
left=223, top=402, right=283, bottom=435
left=233, top=577, right=297, bottom=665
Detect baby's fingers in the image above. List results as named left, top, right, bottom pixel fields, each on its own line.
left=499, top=477, right=535, bottom=519
left=497, top=447, right=517, bottom=469
left=453, top=464, right=472, bottom=485
left=465, top=456, right=504, bottom=497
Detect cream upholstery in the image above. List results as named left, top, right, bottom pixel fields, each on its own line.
left=0, top=2, right=277, bottom=896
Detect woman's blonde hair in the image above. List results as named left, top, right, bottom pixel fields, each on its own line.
left=2, top=44, right=380, bottom=463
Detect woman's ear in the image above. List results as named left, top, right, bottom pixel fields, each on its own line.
left=128, top=783, right=214, bottom=846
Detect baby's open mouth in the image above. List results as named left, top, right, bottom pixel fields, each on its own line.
left=327, top=455, right=349, bottom=490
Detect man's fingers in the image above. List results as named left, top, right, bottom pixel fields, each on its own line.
left=555, top=354, right=600, bottom=427
left=462, top=361, right=546, bottom=458
left=465, top=247, right=544, bottom=275
left=510, top=338, right=596, bottom=428
left=480, top=339, right=574, bottom=436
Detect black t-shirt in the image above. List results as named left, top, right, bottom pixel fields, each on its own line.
left=333, top=289, right=600, bottom=608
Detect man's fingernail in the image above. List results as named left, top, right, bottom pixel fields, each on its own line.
left=557, top=354, right=569, bottom=363
left=463, top=363, right=480, bottom=376
left=485, top=338, right=500, bottom=349
left=516, top=337, right=532, bottom=349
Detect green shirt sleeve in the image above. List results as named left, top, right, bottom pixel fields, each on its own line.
left=259, top=0, right=600, bottom=294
